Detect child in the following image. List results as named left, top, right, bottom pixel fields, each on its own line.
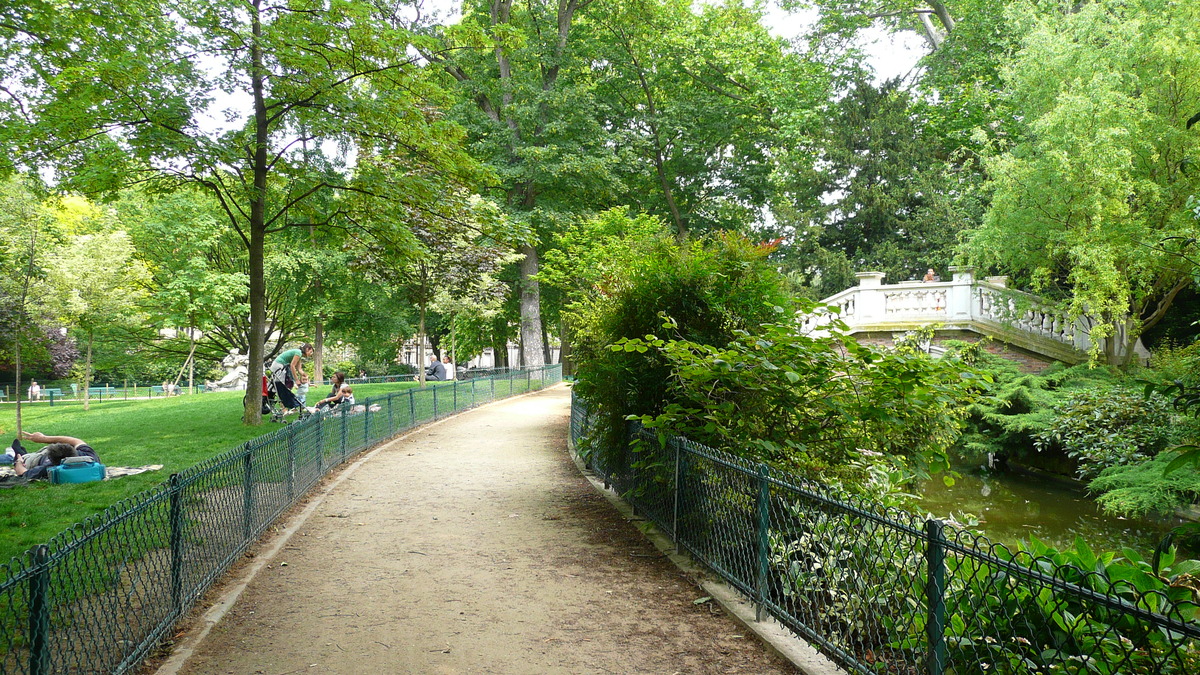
left=295, top=372, right=310, bottom=407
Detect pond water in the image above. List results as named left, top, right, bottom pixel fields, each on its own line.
left=916, top=465, right=1193, bottom=559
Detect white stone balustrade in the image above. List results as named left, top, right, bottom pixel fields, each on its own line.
left=803, top=268, right=1102, bottom=363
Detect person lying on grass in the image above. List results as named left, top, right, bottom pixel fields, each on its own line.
left=13, top=431, right=102, bottom=481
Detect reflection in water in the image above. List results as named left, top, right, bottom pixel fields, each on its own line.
left=917, top=466, right=1190, bottom=558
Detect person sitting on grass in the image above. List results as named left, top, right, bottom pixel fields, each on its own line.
left=314, top=383, right=354, bottom=412
left=324, top=371, right=346, bottom=400
left=414, top=354, right=445, bottom=382
left=12, top=431, right=101, bottom=481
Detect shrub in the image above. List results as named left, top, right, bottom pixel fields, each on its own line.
left=955, top=358, right=1121, bottom=465
left=1035, top=386, right=1179, bottom=481
left=1090, top=454, right=1200, bottom=517
left=570, top=230, right=793, bottom=468
left=619, top=318, right=988, bottom=487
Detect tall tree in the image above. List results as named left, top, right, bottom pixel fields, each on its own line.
left=592, top=0, right=812, bottom=237
left=354, top=192, right=512, bottom=384
left=792, top=77, right=975, bottom=283
left=118, top=188, right=251, bottom=375
left=424, top=0, right=624, bottom=369
left=45, top=228, right=149, bottom=410
left=2, top=0, right=478, bottom=423
left=0, top=177, right=59, bottom=432
left=968, top=0, right=1200, bottom=364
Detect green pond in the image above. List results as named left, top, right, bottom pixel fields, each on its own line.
left=917, top=465, right=1194, bottom=559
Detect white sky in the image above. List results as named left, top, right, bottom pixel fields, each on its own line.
left=759, top=4, right=927, bottom=81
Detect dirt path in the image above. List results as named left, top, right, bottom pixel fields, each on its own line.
left=163, top=385, right=798, bottom=675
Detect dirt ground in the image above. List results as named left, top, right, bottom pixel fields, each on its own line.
left=159, top=385, right=798, bottom=675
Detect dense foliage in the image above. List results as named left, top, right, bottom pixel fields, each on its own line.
left=1035, top=387, right=1179, bottom=481
left=618, top=320, right=987, bottom=487
left=955, top=358, right=1114, bottom=465
left=566, top=225, right=794, bottom=465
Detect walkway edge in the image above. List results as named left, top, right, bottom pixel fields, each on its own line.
left=153, top=384, right=568, bottom=675
left=567, top=438, right=847, bottom=675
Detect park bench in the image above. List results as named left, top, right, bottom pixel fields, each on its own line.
left=150, top=385, right=165, bottom=396
left=43, top=388, right=63, bottom=399
left=87, top=386, right=118, bottom=399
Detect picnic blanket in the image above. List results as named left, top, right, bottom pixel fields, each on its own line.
left=0, top=464, right=163, bottom=482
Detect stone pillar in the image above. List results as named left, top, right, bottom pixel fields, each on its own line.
left=947, top=266, right=975, bottom=321
left=855, top=272, right=886, bottom=323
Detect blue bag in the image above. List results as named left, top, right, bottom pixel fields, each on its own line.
left=49, top=456, right=106, bottom=484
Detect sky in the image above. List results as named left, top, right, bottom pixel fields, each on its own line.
left=759, top=4, right=927, bottom=81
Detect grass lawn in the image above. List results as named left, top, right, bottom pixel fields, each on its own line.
left=0, top=380, right=435, bottom=566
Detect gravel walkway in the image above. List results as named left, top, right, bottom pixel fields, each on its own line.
left=157, top=385, right=798, bottom=675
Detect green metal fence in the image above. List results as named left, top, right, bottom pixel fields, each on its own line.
left=570, top=392, right=1200, bottom=674
left=0, top=365, right=561, bottom=675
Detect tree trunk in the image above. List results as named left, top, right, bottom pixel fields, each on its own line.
left=494, top=336, right=508, bottom=367
left=243, top=0, right=268, bottom=424
left=314, top=318, right=325, bottom=385
left=83, top=331, right=93, bottom=412
left=311, top=223, right=325, bottom=385
left=188, top=323, right=196, bottom=394
left=519, top=243, right=545, bottom=368
left=559, top=317, right=573, bottom=378
left=14, top=338, right=22, bottom=436
left=417, top=302, right=427, bottom=387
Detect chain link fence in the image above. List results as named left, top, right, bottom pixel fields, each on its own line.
left=570, top=392, right=1200, bottom=674
left=0, top=365, right=561, bottom=675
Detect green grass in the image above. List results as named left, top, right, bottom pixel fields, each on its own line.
left=0, top=380, right=437, bottom=566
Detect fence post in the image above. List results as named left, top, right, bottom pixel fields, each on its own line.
left=471, top=378, right=476, bottom=407
left=433, top=385, right=439, bottom=418
left=672, top=438, right=682, bottom=554
left=48, top=391, right=54, bottom=407
left=925, top=519, right=948, bottom=675
left=409, top=390, right=416, bottom=427
left=28, top=544, right=50, bottom=675
left=242, top=444, right=254, bottom=541
left=755, top=463, right=770, bottom=622
left=387, top=392, right=394, bottom=431
left=286, top=425, right=297, bottom=500
left=169, top=474, right=184, bottom=616
left=364, top=399, right=370, bottom=444
left=490, top=375, right=495, bottom=401
left=340, top=406, right=348, bottom=462
left=453, top=380, right=458, bottom=411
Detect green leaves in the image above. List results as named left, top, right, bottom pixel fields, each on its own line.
left=1164, top=446, right=1200, bottom=476
left=971, top=0, right=1200, bottom=365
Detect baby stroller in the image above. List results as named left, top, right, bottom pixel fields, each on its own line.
left=261, top=370, right=311, bottom=424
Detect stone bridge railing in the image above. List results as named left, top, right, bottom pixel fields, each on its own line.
left=803, top=268, right=1101, bottom=364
